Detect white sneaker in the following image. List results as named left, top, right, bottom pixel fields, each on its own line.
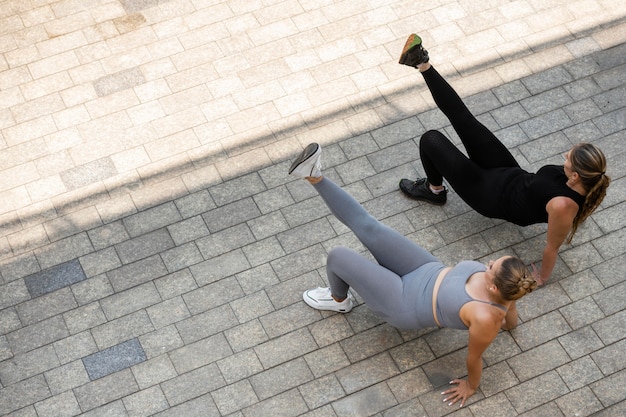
left=303, top=287, right=353, bottom=313
left=289, top=143, right=322, bottom=178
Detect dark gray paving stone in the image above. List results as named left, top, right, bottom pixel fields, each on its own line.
left=82, top=338, right=146, bottom=380
left=24, top=259, right=86, bottom=298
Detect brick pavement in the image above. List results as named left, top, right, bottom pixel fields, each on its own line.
left=0, top=0, right=625, bottom=416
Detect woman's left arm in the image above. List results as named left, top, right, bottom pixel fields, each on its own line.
left=539, top=197, right=579, bottom=284
left=441, top=314, right=499, bottom=407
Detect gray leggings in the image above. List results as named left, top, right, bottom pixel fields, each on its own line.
left=313, top=177, right=443, bottom=329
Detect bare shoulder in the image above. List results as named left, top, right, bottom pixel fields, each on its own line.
left=547, top=196, right=579, bottom=215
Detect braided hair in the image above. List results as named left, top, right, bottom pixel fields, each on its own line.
left=567, top=143, right=610, bottom=243
left=495, top=257, right=537, bottom=301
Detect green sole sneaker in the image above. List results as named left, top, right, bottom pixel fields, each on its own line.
left=399, top=34, right=429, bottom=67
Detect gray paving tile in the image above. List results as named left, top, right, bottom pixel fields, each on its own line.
left=82, top=338, right=147, bottom=380
left=23, top=259, right=86, bottom=298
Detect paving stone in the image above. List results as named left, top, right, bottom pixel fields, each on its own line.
left=60, top=157, right=118, bottom=191
left=122, top=202, right=182, bottom=238
left=505, top=371, right=570, bottom=414
left=244, top=388, right=310, bottom=417
left=590, top=369, right=626, bottom=408
left=169, top=333, right=232, bottom=374
left=44, top=359, right=90, bottom=395
left=0, top=344, right=59, bottom=385
left=93, top=67, right=146, bottom=97
left=106, top=255, right=169, bottom=292
left=196, top=223, right=256, bottom=259
left=254, top=328, right=317, bottom=369
left=555, top=386, right=604, bottom=417
left=250, top=357, right=314, bottom=400
left=114, top=228, right=175, bottom=265
left=507, top=340, right=570, bottom=382
left=166, top=215, right=209, bottom=245
left=556, top=355, right=604, bottom=392
left=34, top=389, right=81, bottom=417
left=138, top=325, right=184, bottom=359
left=332, top=383, right=398, bottom=417
left=91, top=310, right=154, bottom=350
left=33, top=233, right=94, bottom=270
left=16, top=287, right=77, bottom=325
left=122, top=385, right=170, bottom=417
left=7, top=315, right=68, bottom=355
left=189, top=249, right=251, bottom=286
left=0, top=375, right=51, bottom=416
left=161, top=363, right=225, bottom=407
left=74, top=369, right=139, bottom=412
left=224, top=319, right=270, bottom=354
left=23, top=259, right=86, bottom=298
left=202, top=198, right=262, bottom=233
left=82, top=338, right=147, bottom=380
left=216, top=349, right=263, bottom=385
left=557, top=326, right=605, bottom=360
left=63, top=301, right=107, bottom=335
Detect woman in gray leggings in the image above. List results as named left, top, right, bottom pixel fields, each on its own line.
left=289, top=143, right=537, bottom=407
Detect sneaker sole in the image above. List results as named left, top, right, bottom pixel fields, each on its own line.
left=288, top=143, right=320, bottom=175
left=401, top=33, right=422, bottom=56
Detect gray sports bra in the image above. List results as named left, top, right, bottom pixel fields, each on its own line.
left=435, top=260, right=508, bottom=330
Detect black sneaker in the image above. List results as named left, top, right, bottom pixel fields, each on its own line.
left=399, top=34, right=429, bottom=67
left=399, top=178, right=447, bottom=205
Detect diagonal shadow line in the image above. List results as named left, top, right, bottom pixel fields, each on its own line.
left=1, top=14, right=626, bottom=265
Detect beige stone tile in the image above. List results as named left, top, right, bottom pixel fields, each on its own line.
left=21, top=72, right=74, bottom=101
left=150, top=107, right=206, bottom=138
left=146, top=37, right=185, bottom=61
left=141, top=57, right=178, bottom=82
left=183, top=3, right=234, bottom=30
left=43, top=206, right=102, bottom=241
left=37, top=31, right=89, bottom=59
left=106, top=27, right=158, bottom=55
left=134, top=79, right=172, bottom=103
left=4, top=115, right=57, bottom=146
left=0, top=86, right=26, bottom=110
left=11, top=93, right=66, bottom=123
left=127, top=101, right=166, bottom=125
left=145, top=130, right=201, bottom=162
left=274, top=93, right=312, bottom=117
left=0, top=108, right=14, bottom=130
left=0, top=163, right=40, bottom=192
left=28, top=51, right=80, bottom=79
left=60, top=83, right=99, bottom=107
left=110, top=147, right=151, bottom=173
left=0, top=187, right=31, bottom=215
left=225, top=102, right=282, bottom=133
left=193, top=120, right=233, bottom=144
left=100, top=46, right=152, bottom=74
left=91, top=2, right=126, bottom=23
left=26, top=175, right=67, bottom=203
left=19, top=5, right=55, bottom=27
left=232, top=80, right=284, bottom=109
left=45, top=127, right=84, bottom=153
left=158, top=84, right=212, bottom=115
left=0, top=66, right=33, bottom=90
left=44, top=10, right=94, bottom=37
left=85, top=90, right=140, bottom=119
left=170, top=43, right=223, bottom=71
left=34, top=151, right=75, bottom=176
left=53, top=105, right=91, bottom=131
left=75, top=41, right=111, bottom=64
left=177, top=22, right=230, bottom=50
left=130, top=176, right=189, bottom=210
left=0, top=15, right=24, bottom=37
left=243, top=38, right=294, bottom=65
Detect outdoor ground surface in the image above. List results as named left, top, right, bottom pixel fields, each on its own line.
left=0, top=0, right=625, bottom=416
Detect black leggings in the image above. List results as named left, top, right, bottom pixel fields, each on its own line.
left=419, top=66, right=520, bottom=216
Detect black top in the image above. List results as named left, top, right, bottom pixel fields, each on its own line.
left=498, top=165, right=585, bottom=226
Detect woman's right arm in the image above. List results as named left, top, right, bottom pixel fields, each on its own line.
left=539, top=197, right=579, bottom=284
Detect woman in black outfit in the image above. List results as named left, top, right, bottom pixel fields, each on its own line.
left=397, top=34, right=610, bottom=285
